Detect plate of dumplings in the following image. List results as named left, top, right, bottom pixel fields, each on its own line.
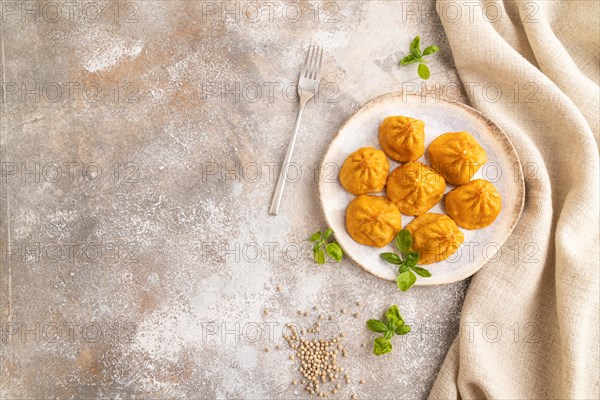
left=319, top=92, right=525, bottom=285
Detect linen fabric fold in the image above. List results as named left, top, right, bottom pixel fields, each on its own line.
left=429, top=1, right=600, bottom=399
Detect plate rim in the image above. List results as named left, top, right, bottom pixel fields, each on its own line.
left=318, top=91, right=526, bottom=285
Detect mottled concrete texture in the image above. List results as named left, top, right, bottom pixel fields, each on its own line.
left=1, top=1, right=470, bottom=398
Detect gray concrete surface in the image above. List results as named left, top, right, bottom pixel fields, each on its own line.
left=0, top=1, right=470, bottom=398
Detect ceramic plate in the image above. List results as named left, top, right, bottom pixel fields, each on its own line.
left=319, top=93, right=525, bottom=285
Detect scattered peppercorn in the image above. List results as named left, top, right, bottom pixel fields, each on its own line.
left=284, top=315, right=353, bottom=396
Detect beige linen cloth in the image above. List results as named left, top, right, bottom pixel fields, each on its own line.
left=429, top=1, right=600, bottom=399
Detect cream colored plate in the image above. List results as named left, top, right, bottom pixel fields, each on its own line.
left=319, top=93, right=525, bottom=285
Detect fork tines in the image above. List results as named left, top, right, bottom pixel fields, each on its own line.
left=302, top=44, right=323, bottom=81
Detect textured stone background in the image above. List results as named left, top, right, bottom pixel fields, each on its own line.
left=0, top=1, right=470, bottom=398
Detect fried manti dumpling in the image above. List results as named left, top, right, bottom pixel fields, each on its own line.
left=346, top=195, right=402, bottom=247
left=386, top=161, right=446, bottom=216
left=405, top=213, right=464, bottom=264
left=427, top=132, right=488, bottom=185
left=445, top=179, right=502, bottom=229
left=339, top=147, right=390, bottom=195
left=378, top=116, right=425, bottom=162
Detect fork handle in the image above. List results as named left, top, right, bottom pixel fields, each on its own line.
left=269, top=101, right=307, bottom=215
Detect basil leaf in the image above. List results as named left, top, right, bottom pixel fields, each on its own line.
left=386, top=319, right=395, bottom=332
left=322, top=228, right=333, bottom=240
left=400, top=54, right=418, bottom=66
left=326, top=243, right=343, bottom=262
left=412, top=266, right=432, bottom=277
left=423, top=45, right=439, bottom=56
left=405, top=251, right=419, bottom=267
left=366, top=319, right=387, bottom=333
left=380, top=252, right=402, bottom=265
left=373, top=337, right=393, bottom=356
left=313, top=242, right=321, bottom=252
left=418, top=63, right=430, bottom=80
left=394, top=318, right=405, bottom=329
left=398, top=262, right=410, bottom=274
left=385, top=305, right=402, bottom=325
left=410, top=36, right=421, bottom=56
left=395, top=230, right=412, bottom=254
left=309, top=231, right=321, bottom=242
left=395, top=324, right=411, bottom=335
left=314, top=249, right=326, bottom=264
left=390, top=312, right=405, bottom=329
left=397, top=270, right=417, bottom=291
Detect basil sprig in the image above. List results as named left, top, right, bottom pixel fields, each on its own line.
left=309, top=228, right=343, bottom=264
left=400, top=36, right=439, bottom=80
left=380, top=229, right=431, bottom=291
left=366, top=305, right=411, bottom=356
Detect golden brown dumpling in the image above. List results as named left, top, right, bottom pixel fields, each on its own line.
left=387, top=161, right=446, bottom=216
left=346, top=195, right=402, bottom=247
left=445, top=179, right=502, bottom=229
left=405, top=213, right=464, bottom=264
left=427, top=132, right=487, bottom=185
left=379, top=116, right=425, bottom=162
left=339, top=147, right=390, bottom=195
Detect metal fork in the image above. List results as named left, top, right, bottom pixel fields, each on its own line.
left=269, top=44, right=323, bottom=215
